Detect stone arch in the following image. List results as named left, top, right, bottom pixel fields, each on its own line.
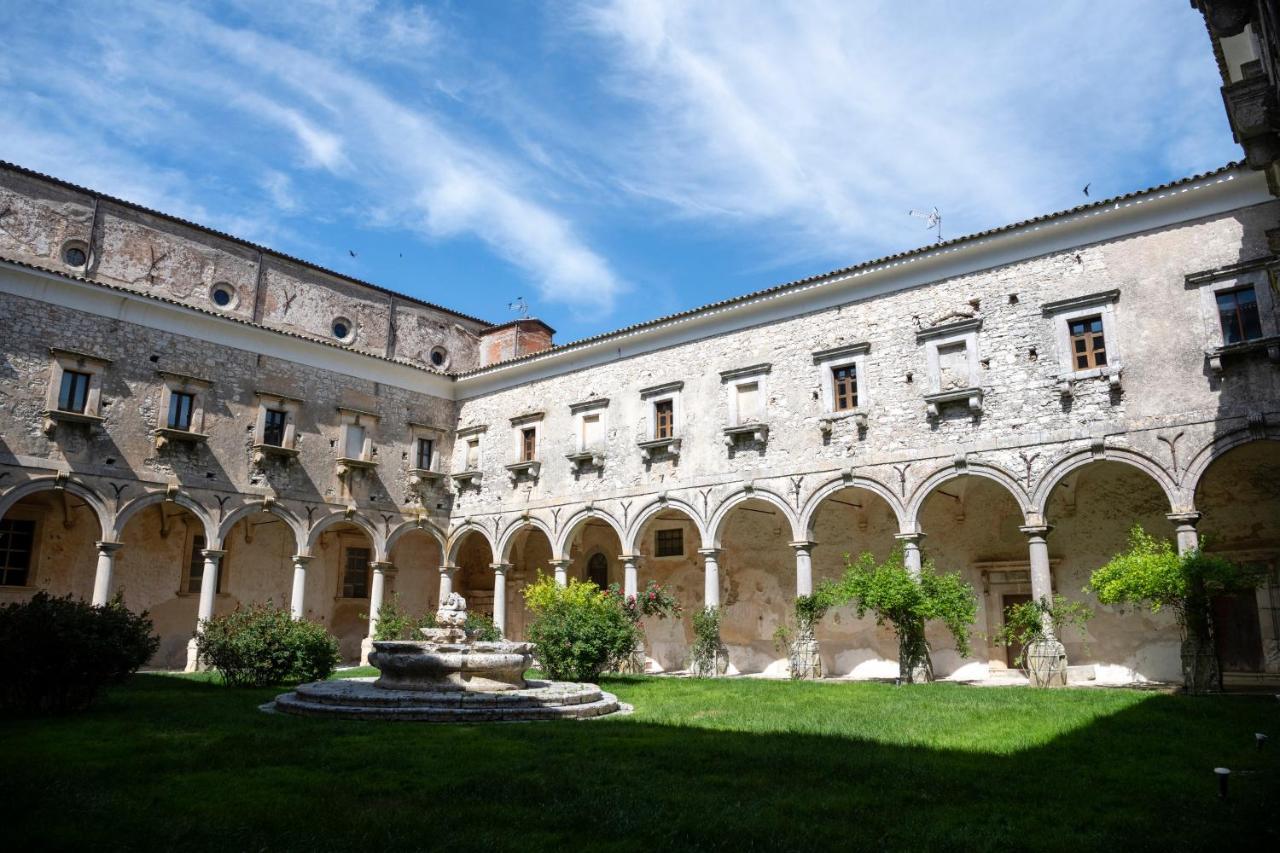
left=554, top=506, right=627, bottom=560
left=385, top=518, right=448, bottom=556
left=1182, top=427, right=1280, bottom=501
left=497, top=514, right=556, bottom=562
left=0, top=477, right=110, bottom=540
left=306, top=510, right=384, bottom=560
left=906, top=462, right=1030, bottom=527
left=624, top=496, right=708, bottom=553
left=112, top=491, right=217, bottom=543
left=1031, top=447, right=1180, bottom=518
left=214, top=500, right=305, bottom=553
left=446, top=521, right=496, bottom=565
left=708, top=487, right=801, bottom=548
left=799, top=474, right=906, bottom=540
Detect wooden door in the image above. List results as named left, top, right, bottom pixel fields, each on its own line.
left=1212, top=592, right=1264, bottom=673
left=1002, top=594, right=1033, bottom=669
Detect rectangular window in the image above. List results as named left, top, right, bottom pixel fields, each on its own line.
left=654, top=399, right=674, bottom=439
left=1068, top=316, right=1107, bottom=370
left=184, top=535, right=222, bottom=594
left=521, top=427, right=537, bottom=462
left=582, top=413, right=603, bottom=449
left=345, top=424, right=366, bottom=459
left=168, top=391, right=195, bottom=431
left=1216, top=286, right=1263, bottom=344
left=263, top=409, right=287, bottom=447
left=832, top=365, right=858, bottom=411
left=0, top=518, right=35, bottom=587
left=57, top=370, right=90, bottom=413
left=341, top=546, right=371, bottom=598
left=465, top=438, right=480, bottom=469
left=655, top=528, right=684, bottom=557
left=416, top=437, right=434, bottom=470
left=736, top=382, right=759, bottom=424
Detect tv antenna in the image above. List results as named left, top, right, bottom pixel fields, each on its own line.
left=909, top=207, right=943, bottom=243
left=507, top=296, right=529, bottom=318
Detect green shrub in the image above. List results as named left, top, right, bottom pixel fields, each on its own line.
left=368, top=593, right=438, bottom=641
left=0, top=592, right=159, bottom=715
left=196, top=602, right=339, bottom=687
left=464, top=612, right=501, bottom=641
left=689, top=606, right=724, bottom=677
left=523, top=575, right=639, bottom=682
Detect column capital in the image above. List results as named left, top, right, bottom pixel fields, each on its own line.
left=490, top=562, right=512, bottom=574
left=94, top=540, right=124, bottom=553
left=1166, top=511, right=1201, bottom=528
left=370, top=560, right=396, bottom=573
left=618, top=553, right=642, bottom=564
left=697, top=547, right=722, bottom=559
left=893, top=532, right=925, bottom=545
left=1018, top=524, right=1053, bottom=539
left=440, top=563, right=458, bottom=572
left=291, top=553, right=315, bottom=565
left=200, top=548, right=228, bottom=561
left=788, top=540, right=817, bottom=553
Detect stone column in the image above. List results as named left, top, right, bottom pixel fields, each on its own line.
left=367, top=561, right=396, bottom=638
left=289, top=554, right=313, bottom=619
left=790, top=540, right=816, bottom=597
left=1167, top=512, right=1201, bottom=555
left=698, top=548, right=722, bottom=608
left=439, top=564, right=456, bottom=603
left=1019, top=525, right=1055, bottom=638
left=186, top=548, right=225, bottom=672
left=620, top=554, right=640, bottom=598
left=549, top=558, right=571, bottom=587
left=91, top=541, right=123, bottom=606
left=491, top=562, right=510, bottom=636
left=894, top=532, right=925, bottom=578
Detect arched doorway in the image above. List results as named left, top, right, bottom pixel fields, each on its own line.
left=1193, top=439, right=1280, bottom=681
left=308, top=519, right=379, bottom=663
left=0, top=485, right=104, bottom=606
left=502, top=524, right=553, bottom=640
left=386, top=527, right=444, bottom=631
left=452, top=529, right=495, bottom=622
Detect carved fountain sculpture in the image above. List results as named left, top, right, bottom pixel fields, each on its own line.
left=273, top=593, right=622, bottom=722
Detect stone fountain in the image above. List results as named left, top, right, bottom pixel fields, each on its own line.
left=272, top=593, right=622, bottom=722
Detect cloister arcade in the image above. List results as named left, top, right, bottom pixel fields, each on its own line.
left=1, top=433, right=1276, bottom=681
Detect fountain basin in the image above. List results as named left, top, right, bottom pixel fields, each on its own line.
left=370, top=639, right=535, bottom=692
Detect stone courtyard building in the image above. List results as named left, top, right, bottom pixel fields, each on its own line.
left=1, top=153, right=1277, bottom=685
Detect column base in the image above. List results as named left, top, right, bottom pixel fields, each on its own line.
left=185, top=637, right=208, bottom=673
left=360, top=636, right=375, bottom=667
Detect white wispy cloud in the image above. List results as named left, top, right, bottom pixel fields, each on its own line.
left=578, top=0, right=1237, bottom=260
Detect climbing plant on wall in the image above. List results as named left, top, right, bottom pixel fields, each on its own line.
left=1087, top=525, right=1262, bottom=694
left=818, top=549, right=977, bottom=684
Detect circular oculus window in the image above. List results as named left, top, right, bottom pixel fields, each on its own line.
left=61, top=240, right=89, bottom=269
left=429, top=346, right=448, bottom=368
left=209, top=282, right=238, bottom=310
left=332, top=317, right=356, bottom=343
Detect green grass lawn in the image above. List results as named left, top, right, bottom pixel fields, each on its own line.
left=3, top=672, right=1278, bottom=852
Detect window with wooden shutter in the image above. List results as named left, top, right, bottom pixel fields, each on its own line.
left=1068, top=316, right=1107, bottom=370
left=654, top=399, right=674, bottom=439
left=521, top=427, right=537, bottom=461
left=832, top=365, right=857, bottom=411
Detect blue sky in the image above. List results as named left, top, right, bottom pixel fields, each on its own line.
left=0, top=1, right=1239, bottom=341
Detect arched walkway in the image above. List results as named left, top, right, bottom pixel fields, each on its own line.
left=386, top=524, right=445, bottom=632
left=1191, top=438, right=1280, bottom=679
left=306, top=517, right=380, bottom=662
left=499, top=523, right=555, bottom=640
left=630, top=503, right=704, bottom=672
left=0, top=479, right=107, bottom=607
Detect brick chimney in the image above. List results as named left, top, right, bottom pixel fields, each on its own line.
left=478, top=318, right=556, bottom=367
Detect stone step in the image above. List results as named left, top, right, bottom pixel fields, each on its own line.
left=288, top=678, right=606, bottom=710
left=273, top=690, right=622, bottom=722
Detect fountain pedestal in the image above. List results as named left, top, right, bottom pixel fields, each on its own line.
left=272, top=594, right=623, bottom=722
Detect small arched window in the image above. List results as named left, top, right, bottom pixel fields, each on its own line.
left=587, top=552, right=609, bottom=590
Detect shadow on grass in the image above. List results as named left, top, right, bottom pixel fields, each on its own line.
left=1, top=673, right=1276, bottom=852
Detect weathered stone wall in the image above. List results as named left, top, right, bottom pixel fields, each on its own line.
left=0, top=164, right=488, bottom=373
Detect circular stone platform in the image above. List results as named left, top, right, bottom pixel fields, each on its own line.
left=273, top=677, right=623, bottom=722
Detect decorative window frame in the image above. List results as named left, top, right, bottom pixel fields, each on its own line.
left=451, top=424, right=487, bottom=488
left=1184, top=261, right=1280, bottom=373
left=407, top=421, right=445, bottom=491
left=720, top=363, right=771, bottom=445
left=42, top=347, right=110, bottom=437
left=505, top=412, right=544, bottom=483
left=567, top=397, right=609, bottom=469
left=335, top=407, right=380, bottom=494
left=637, top=380, right=684, bottom=460
left=813, top=342, right=870, bottom=433
left=916, top=318, right=983, bottom=417
left=1041, top=289, right=1122, bottom=395
left=335, top=536, right=374, bottom=600
left=252, top=390, right=302, bottom=466
left=154, top=370, right=213, bottom=449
